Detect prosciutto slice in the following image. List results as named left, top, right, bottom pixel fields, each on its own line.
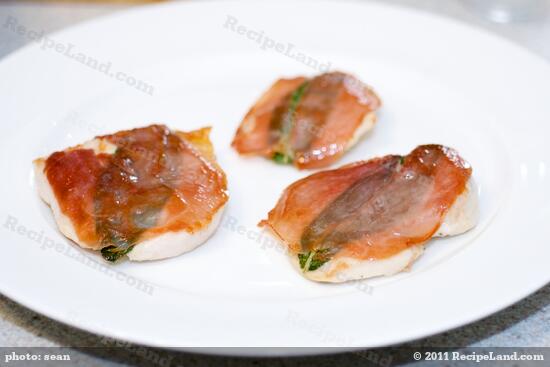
left=260, top=145, right=476, bottom=280
left=34, top=125, right=228, bottom=261
left=232, top=72, right=381, bottom=169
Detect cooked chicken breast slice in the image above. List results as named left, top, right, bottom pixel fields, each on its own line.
left=232, top=71, right=381, bottom=169
left=34, top=125, right=228, bottom=262
left=260, top=145, right=478, bottom=283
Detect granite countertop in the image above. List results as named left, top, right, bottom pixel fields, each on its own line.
left=0, top=1, right=548, bottom=365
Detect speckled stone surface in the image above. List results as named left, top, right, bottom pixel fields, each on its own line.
left=0, top=1, right=548, bottom=365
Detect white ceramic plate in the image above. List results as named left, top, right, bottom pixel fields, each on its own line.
left=0, top=0, right=549, bottom=355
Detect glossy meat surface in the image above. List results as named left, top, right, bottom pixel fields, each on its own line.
left=232, top=72, right=381, bottom=169
left=42, top=125, right=228, bottom=259
left=260, top=145, right=472, bottom=261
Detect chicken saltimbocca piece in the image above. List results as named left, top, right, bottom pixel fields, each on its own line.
left=260, top=145, right=479, bottom=282
left=34, top=125, right=228, bottom=262
left=232, top=71, right=381, bottom=169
